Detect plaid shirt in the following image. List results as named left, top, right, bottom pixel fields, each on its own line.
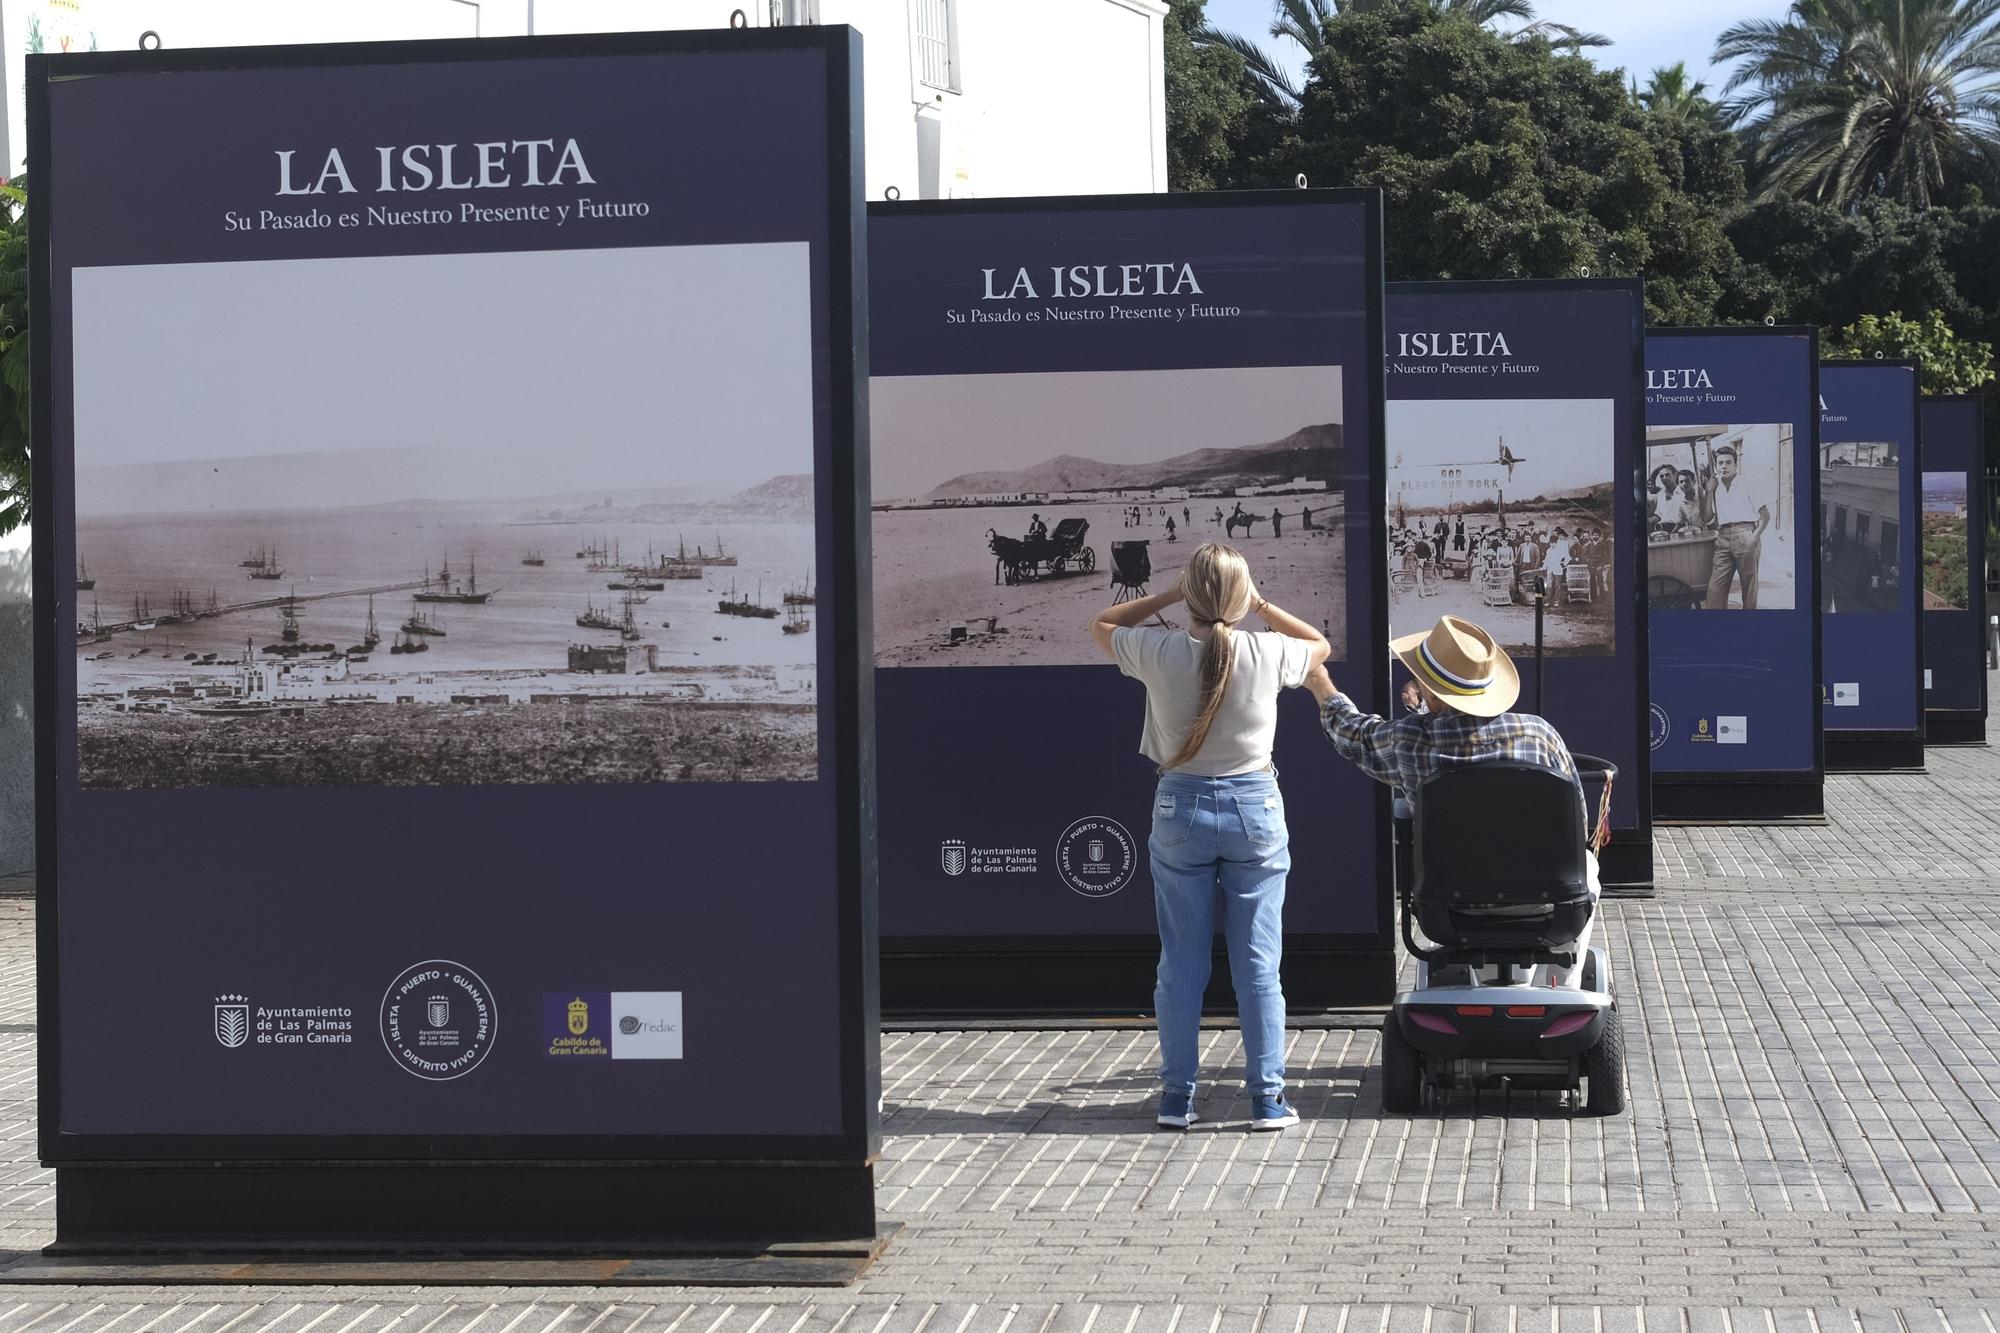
left=1319, top=692, right=1585, bottom=815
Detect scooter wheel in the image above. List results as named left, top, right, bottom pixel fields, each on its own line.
left=1581, top=1006, right=1627, bottom=1116
left=1380, top=1015, right=1424, bottom=1114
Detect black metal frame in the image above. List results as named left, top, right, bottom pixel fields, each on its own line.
left=1387, top=278, right=1654, bottom=889
left=31, top=27, right=879, bottom=1244
left=868, top=188, right=1394, bottom=1015
left=1820, top=360, right=1927, bottom=773
left=1647, top=327, right=1826, bottom=822
left=1921, top=395, right=1988, bottom=747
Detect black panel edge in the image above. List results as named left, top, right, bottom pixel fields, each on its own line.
left=1652, top=777, right=1825, bottom=822
left=1925, top=712, right=1987, bottom=746
left=1922, top=393, right=1988, bottom=739
left=1825, top=734, right=1926, bottom=772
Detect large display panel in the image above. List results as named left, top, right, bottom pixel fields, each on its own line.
left=1645, top=329, right=1823, bottom=820
left=1819, top=361, right=1924, bottom=770
left=1920, top=395, right=1988, bottom=745
left=32, top=31, right=878, bottom=1245
left=869, top=193, right=1390, bottom=1012
left=1386, top=281, right=1651, bottom=886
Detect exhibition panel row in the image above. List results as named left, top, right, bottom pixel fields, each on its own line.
left=30, top=26, right=1988, bottom=1257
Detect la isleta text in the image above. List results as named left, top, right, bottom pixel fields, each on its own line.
left=274, top=139, right=596, bottom=194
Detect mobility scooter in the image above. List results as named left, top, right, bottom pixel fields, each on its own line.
left=1380, top=754, right=1626, bottom=1115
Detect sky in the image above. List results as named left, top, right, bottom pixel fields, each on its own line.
left=1388, top=397, right=1613, bottom=498
left=1203, top=0, right=1797, bottom=91
left=72, top=242, right=815, bottom=513
left=870, top=365, right=1343, bottom=501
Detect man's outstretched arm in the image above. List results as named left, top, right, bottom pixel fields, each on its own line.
left=1306, top=665, right=1403, bottom=786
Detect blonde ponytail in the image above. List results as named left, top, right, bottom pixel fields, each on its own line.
left=1161, top=542, right=1253, bottom=771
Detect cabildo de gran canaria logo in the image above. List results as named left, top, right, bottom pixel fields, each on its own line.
left=567, top=996, right=591, bottom=1036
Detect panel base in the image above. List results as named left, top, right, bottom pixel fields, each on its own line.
left=1925, top=711, right=1988, bottom=747
left=1652, top=778, right=1825, bottom=824
left=1825, top=734, right=1926, bottom=773
left=47, top=1163, right=879, bottom=1258
left=1595, top=839, right=1653, bottom=894
left=881, top=948, right=1396, bottom=1018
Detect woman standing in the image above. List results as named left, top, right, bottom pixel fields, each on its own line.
left=1088, top=543, right=1331, bottom=1131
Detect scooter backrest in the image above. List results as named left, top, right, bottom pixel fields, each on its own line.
left=1411, top=761, right=1590, bottom=907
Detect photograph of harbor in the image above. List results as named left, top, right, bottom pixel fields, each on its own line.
left=870, top=365, right=1347, bottom=668
left=1386, top=398, right=1617, bottom=655
left=1645, top=423, right=1797, bottom=611
left=69, top=244, right=821, bottom=789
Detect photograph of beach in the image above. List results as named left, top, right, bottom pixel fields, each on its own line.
left=1387, top=398, right=1617, bottom=655
left=870, top=365, right=1348, bottom=668
left=69, top=244, right=821, bottom=789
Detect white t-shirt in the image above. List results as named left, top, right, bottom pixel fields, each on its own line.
left=1112, top=626, right=1313, bottom=776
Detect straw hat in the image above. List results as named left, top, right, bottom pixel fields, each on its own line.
left=1390, top=615, right=1520, bottom=718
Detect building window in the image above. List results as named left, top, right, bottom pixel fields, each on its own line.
left=914, top=0, right=959, bottom=92
left=1833, top=506, right=1848, bottom=540
left=1856, top=513, right=1871, bottom=545
left=1879, top=519, right=1898, bottom=556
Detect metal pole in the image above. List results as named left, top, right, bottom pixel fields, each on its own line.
left=1533, top=575, right=1546, bottom=713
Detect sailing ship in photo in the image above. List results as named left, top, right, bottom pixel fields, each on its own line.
left=870, top=364, right=1349, bottom=668
left=70, top=241, right=823, bottom=789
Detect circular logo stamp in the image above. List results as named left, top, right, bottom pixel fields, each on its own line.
left=1648, top=703, right=1671, bottom=752
left=380, top=959, right=496, bottom=1081
left=1055, top=816, right=1137, bottom=898
left=619, top=1015, right=641, bottom=1035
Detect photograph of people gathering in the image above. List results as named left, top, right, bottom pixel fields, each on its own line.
left=1385, top=398, right=1618, bottom=655
left=1645, top=423, right=1798, bottom=611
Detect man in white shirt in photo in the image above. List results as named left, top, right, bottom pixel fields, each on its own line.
left=1701, top=443, right=1771, bottom=610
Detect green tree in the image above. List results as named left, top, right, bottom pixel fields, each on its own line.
left=1636, top=62, right=1724, bottom=128
left=1716, top=0, right=2000, bottom=209
left=0, top=178, right=26, bottom=538
left=1242, top=8, right=1745, bottom=322
left=1824, top=309, right=1999, bottom=393
left=1164, top=0, right=1257, bottom=190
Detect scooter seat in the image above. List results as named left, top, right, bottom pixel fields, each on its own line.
left=1411, top=761, right=1591, bottom=955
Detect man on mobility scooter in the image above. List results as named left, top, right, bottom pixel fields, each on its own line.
left=1305, top=615, right=1625, bottom=1115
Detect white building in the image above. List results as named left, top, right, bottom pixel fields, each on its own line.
left=0, top=0, right=1171, bottom=198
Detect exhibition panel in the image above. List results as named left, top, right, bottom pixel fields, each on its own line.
left=1385, top=281, right=1652, bottom=886
left=1819, top=362, right=1925, bottom=771
left=869, top=192, right=1391, bottom=1012
left=32, top=31, right=879, bottom=1247
left=1645, top=329, right=1823, bottom=821
left=1919, top=395, right=1988, bottom=745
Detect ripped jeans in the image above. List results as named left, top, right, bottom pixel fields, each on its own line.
left=1148, top=768, right=1290, bottom=1099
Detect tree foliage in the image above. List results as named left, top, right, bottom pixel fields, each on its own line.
left=1164, top=0, right=1256, bottom=191
left=0, top=178, right=26, bottom=538
left=1716, top=0, right=2000, bottom=209
left=1824, top=309, right=1999, bottom=393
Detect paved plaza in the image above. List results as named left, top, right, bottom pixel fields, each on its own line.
left=0, top=714, right=1998, bottom=1327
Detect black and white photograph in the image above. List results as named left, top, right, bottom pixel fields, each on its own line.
left=1645, top=423, right=1797, bottom=611
left=1386, top=398, right=1617, bottom=655
left=71, top=244, right=821, bottom=789
left=870, top=366, right=1347, bottom=668
left=1821, top=439, right=1903, bottom=612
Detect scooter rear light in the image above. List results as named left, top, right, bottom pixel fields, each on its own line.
left=1541, top=1011, right=1596, bottom=1039
left=1507, top=1005, right=1547, bottom=1017
left=1408, top=1011, right=1458, bottom=1035
left=1455, top=1005, right=1493, bottom=1017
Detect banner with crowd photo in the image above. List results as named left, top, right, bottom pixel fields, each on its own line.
left=32, top=28, right=879, bottom=1202
left=1819, top=361, right=1925, bottom=770
left=1644, top=329, right=1822, bottom=820
left=1920, top=395, right=1988, bottom=744
left=868, top=192, right=1390, bottom=1012
left=1384, top=280, right=1651, bottom=886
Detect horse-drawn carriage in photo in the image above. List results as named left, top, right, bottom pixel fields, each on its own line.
left=1646, top=530, right=1716, bottom=609
left=988, top=518, right=1096, bottom=585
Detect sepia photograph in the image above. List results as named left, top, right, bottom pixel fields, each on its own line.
left=870, top=365, right=1348, bottom=668
left=1386, top=398, right=1617, bottom=655
left=71, top=244, right=822, bottom=789
left=1922, top=471, right=1971, bottom=611
left=1820, top=440, right=1902, bottom=613
left=1645, top=423, right=1797, bottom=611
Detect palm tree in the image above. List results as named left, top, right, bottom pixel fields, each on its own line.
left=1196, top=0, right=1608, bottom=110
left=1715, top=0, right=2000, bottom=209
left=1637, top=61, right=1721, bottom=125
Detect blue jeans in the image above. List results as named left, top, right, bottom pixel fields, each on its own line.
left=1149, top=768, right=1290, bottom=1099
